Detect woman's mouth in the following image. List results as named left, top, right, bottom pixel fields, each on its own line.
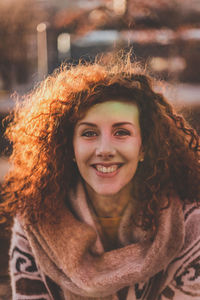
left=92, top=164, right=122, bottom=174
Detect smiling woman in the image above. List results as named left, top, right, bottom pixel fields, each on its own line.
left=0, top=53, right=200, bottom=300
left=73, top=101, right=143, bottom=199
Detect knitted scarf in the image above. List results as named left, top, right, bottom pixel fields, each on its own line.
left=22, top=182, right=185, bottom=299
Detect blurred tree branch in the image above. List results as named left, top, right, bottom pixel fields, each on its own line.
left=53, top=0, right=200, bottom=35
left=0, top=0, right=47, bottom=90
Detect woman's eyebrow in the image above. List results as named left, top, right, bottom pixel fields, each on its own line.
left=113, top=122, right=134, bottom=127
left=77, top=122, right=97, bottom=128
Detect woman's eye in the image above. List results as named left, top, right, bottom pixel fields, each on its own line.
left=82, top=131, right=97, bottom=137
left=115, top=129, right=130, bottom=136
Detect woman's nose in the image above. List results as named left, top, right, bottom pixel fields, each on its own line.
left=95, top=137, right=116, bottom=158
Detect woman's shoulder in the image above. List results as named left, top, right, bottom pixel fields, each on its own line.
left=157, top=203, right=200, bottom=299
left=10, top=217, right=36, bottom=266
left=165, top=201, right=200, bottom=268
left=10, top=217, right=27, bottom=243
left=183, top=203, right=200, bottom=248
left=183, top=202, right=200, bottom=221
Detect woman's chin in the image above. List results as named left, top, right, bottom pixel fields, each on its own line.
left=89, top=185, right=126, bottom=198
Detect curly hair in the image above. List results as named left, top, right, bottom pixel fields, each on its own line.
left=1, top=54, right=200, bottom=231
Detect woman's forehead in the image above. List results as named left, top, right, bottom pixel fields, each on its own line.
left=80, top=100, right=140, bottom=123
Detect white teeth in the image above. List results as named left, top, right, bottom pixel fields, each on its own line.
left=96, top=165, right=118, bottom=173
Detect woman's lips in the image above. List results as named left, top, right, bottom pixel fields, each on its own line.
left=92, top=163, right=122, bottom=176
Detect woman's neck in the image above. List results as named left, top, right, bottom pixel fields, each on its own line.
left=85, top=183, right=133, bottom=218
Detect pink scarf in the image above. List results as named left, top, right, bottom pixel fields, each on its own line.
left=23, top=182, right=185, bottom=299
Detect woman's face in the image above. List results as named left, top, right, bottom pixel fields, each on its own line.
left=73, top=100, right=143, bottom=197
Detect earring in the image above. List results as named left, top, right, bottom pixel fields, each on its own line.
left=73, top=157, right=76, bottom=162
left=139, top=157, right=144, bottom=162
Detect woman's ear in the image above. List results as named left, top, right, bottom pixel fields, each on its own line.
left=139, top=149, right=144, bottom=162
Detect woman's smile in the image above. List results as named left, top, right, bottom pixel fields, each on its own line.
left=92, top=163, right=123, bottom=177
left=92, top=163, right=122, bottom=173
left=73, top=100, right=144, bottom=197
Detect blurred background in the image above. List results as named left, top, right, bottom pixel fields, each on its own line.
left=0, top=0, right=200, bottom=298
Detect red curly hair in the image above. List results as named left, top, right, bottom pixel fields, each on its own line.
left=1, top=54, right=200, bottom=231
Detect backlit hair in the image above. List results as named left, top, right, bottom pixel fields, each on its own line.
left=1, top=53, right=199, bottom=231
